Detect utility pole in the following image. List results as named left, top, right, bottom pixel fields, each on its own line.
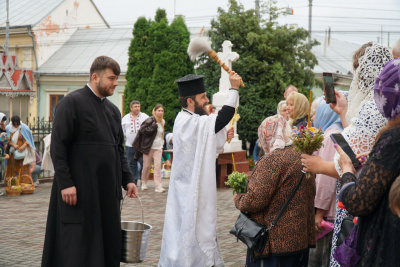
left=4, top=0, right=10, bottom=54
left=255, top=0, right=260, bottom=20
left=308, top=0, right=312, bottom=45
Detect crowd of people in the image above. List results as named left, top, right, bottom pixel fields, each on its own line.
left=2, top=39, right=400, bottom=267
left=0, top=113, right=40, bottom=195
left=246, top=41, right=400, bottom=267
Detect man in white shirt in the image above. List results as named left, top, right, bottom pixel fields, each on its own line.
left=122, top=101, right=149, bottom=184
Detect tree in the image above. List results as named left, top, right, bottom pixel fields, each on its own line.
left=196, top=0, right=319, bottom=149
left=123, top=17, right=152, bottom=114
left=124, top=10, right=194, bottom=131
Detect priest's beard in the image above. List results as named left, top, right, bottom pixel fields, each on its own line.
left=194, top=100, right=209, bottom=116
left=97, top=80, right=115, bottom=97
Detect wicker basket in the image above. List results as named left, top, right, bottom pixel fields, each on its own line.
left=20, top=175, right=35, bottom=194
left=5, top=176, right=21, bottom=196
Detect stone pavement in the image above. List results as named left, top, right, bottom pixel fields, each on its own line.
left=0, top=179, right=246, bottom=266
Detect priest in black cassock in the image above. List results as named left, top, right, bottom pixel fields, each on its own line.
left=42, top=56, right=138, bottom=267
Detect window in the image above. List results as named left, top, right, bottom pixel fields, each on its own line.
left=50, top=95, right=64, bottom=121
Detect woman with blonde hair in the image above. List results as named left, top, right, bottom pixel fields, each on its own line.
left=134, top=104, right=166, bottom=192
left=286, top=92, right=309, bottom=128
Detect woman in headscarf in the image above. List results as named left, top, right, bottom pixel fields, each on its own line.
left=235, top=115, right=315, bottom=266
left=308, top=99, right=343, bottom=267
left=277, top=100, right=289, bottom=121
left=4, top=115, right=35, bottom=184
left=286, top=92, right=309, bottom=128
left=334, top=58, right=400, bottom=267
left=301, top=43, right=393, bottom=266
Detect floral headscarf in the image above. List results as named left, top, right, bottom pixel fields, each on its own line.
left=374, top=58, right=400, bottom=119
left=258, top=114, right=293, bottom=154
left=0, top=132, right=9, bottom=143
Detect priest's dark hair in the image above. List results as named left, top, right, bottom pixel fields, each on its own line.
left=179, top=96, right=196, bottom=108
left=11, top=115, right=21, bottom=126
left=89, top=56, right=121, bottom=81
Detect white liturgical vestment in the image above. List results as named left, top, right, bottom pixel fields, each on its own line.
left=159, top=91, right=238, bottom=267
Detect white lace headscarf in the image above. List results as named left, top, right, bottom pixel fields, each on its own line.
left=346, top=43, right=393, bottom=123
left=334, top=43, right=393, bottom=176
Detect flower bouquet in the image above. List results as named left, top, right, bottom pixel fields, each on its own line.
left=291, top=125, right=324, bottom=178
left=225, top=171, right=248, bottom=194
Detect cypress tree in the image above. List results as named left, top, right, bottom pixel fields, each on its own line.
left=124, top=17, right=152, bottom=114
left=125, top=9, right=194, bottom=130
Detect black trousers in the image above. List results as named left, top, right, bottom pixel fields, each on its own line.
left=245, top=249, right=309, bottom=267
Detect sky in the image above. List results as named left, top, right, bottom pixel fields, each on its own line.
left=93, top=0, right=400, bottom=46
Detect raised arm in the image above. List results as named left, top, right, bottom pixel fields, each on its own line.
left=215, top=72, right=241, bottom=133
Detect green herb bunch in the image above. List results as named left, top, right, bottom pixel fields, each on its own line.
left=225, top=171, right=248, bottom=194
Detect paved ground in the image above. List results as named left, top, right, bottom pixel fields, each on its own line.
left=0, top=179, right=246, bottom=266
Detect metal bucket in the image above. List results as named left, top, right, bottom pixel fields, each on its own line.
left=121, top=195, right=152, bottom=263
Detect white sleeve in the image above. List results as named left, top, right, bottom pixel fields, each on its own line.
left=224, top=89, right=239, bottom=108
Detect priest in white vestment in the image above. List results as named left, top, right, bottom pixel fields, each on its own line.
left=159, top=72, right=241, bottom=267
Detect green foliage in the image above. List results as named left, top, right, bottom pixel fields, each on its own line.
left=124, top=11, right=194, bottom=131
left=225, top=171, right=248, bottom=194
left=196, top=0, right=319, bottom=147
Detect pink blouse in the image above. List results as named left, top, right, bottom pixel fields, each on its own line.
left=313, top=128, right=341, bottom=220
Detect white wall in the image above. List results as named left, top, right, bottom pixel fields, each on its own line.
left=33, top=0, right=108, bottom=67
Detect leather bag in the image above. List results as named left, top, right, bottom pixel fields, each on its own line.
left=230, top=212, right=267, bottom=253
left=230, top=172, right=305, bottom=254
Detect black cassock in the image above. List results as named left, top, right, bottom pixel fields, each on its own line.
left=42, top=86, right=134, bottom=267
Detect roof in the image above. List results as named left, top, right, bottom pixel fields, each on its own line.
left=0, top=54, right=35, bottom=98
left=38, top=28, right=132, bottom=74
left=0, top=0, right=64, bottom=27
left=311, top=34, right=361, bottom=76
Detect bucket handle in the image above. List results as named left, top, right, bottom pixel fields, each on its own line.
left=121, top=193, right=144, bottom=231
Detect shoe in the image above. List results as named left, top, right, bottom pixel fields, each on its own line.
left=33, top=181, right=39, bottom=187
left=155, top=186, right=166, bottom=193
left=0, top=191, right=3, bottom=196
left=141, top=183, right=148, bottom=191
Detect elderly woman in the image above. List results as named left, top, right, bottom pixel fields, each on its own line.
left=334, top=58, right=400, bottom=267
left=277, top=100, right=289, bottom=121
left=286, top=92, right=309, bottom=128
left=235, top=114, right=315, bottom=266
left=4, top=115, right=35, bottom=184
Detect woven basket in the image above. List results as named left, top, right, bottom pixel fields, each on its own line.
left=5, top=176, right=21, bottom=196
left=20, top=174, right=35, bottom=194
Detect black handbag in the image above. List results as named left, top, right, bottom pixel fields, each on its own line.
left=230, top=172, right=305, bottom=254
